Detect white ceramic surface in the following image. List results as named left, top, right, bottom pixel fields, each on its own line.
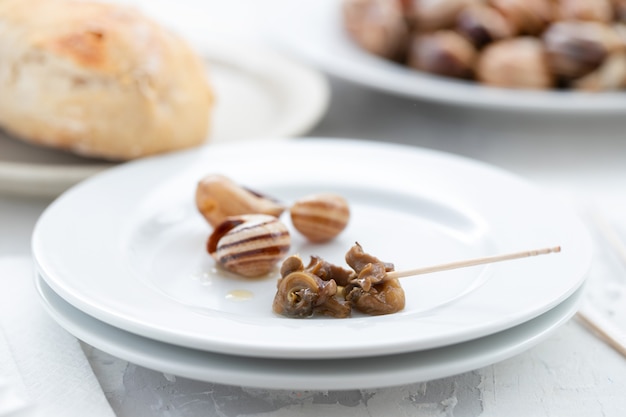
left=265, top=0, right=626, bottom=112
left=35, top=274, right=584, bottom=391
left=32, top=139, right=592, bottom=359
left=0, top=39, right=329, bottom=197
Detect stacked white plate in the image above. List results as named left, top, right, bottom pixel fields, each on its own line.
left=32, top=138, right=592, bottom=390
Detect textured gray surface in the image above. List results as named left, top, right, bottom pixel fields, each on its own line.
left=82, top=317, right=626, bottom=417
left=84, top=346, right=485, bottom=417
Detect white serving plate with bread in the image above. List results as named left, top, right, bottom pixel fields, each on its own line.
left=0, top=0, right=329, bottom=197
left=0, top=41, right=329, bottom=197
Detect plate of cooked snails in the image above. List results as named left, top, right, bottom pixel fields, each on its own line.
left=32, top=138, right=592, bottom=359
left=266, top=0, right=626, bottom=112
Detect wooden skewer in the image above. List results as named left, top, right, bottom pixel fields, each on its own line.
left=385, top=246, right=561, bottom=280
left=577, top=307, right=626, bottom=359
left=575, top=210, right=626, bottom=359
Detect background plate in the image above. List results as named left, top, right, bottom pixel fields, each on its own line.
left=266, top=0, right=626, bottom=113
left=0, top=39, right=328, bottom=197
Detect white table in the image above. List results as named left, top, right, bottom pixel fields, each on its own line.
left=3, top=1, right=626, bottom=415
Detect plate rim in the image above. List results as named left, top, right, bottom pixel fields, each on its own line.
left=34, top=273, right=584, bottom=390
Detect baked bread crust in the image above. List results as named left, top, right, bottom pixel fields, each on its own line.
left=0, top=0, right=213, bottom=160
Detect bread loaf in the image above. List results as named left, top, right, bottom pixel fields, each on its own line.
left=0, top=0, right=213, bottom=160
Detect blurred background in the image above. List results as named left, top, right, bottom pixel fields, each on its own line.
left=105, top=0, right=626, bottom=209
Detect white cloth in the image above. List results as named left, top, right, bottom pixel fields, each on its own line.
left=0, top=257, right=115, bottom=417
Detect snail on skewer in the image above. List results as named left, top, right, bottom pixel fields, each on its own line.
left=273, top=242, right=561, bottom=319
left=342, top=242, right=406, bottom=316
left=273, top=243, right=405, bottom=318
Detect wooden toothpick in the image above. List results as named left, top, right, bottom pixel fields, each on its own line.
left=385, top=246, right=561, bottom=280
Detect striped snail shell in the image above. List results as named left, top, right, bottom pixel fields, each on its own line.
left=290, top=193, right=350, bottom=243
left=207, top=214, right=291, bottom=278
left=195, top=174, right=285, bottom=228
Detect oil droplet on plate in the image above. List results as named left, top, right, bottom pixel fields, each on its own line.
left=226, top=289, right=254, bottom=301
left=190, top=271, right=213, bottom=286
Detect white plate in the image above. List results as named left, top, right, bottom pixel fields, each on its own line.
left=265, top=0, right=626, bottom=113
left=0, top=39, right=329, bottom=197
left=35, top=273, right=584, bottom=390
left=32, top=138, right=592, bottom=359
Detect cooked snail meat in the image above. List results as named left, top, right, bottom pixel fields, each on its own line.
left=271, top=242, right=559, bottom=319
left=273, top=243, right=405, bottom=318
left=345, top=278, right=406, bottom=316
left=344, top=242, right=406, bottom=315
left=302, top=255, right=355, bottom=287
left=272, top=254, right=351, bottom=318
left=345, top=242, right=394, bottom=290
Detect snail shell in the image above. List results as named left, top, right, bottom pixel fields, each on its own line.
left=196, top=174, right=285, bottom=228
left=476, top=37, right=554, bottom=89
left=408, top=30, right=478, bottom=79
left=409, top=0, right=479, bottom=32
left=456, top=4, right=516, bottom=48
left=556, top=0, right=613, bottom=23
left=207, top=214, right=291, bottom=278
left=490, top=0, right=553, bottom=36
left=290, top=193, right=350, bottom=243
left=543, top=21, right=621, bottom=80
left=342, top=0, right=411, bottom=61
